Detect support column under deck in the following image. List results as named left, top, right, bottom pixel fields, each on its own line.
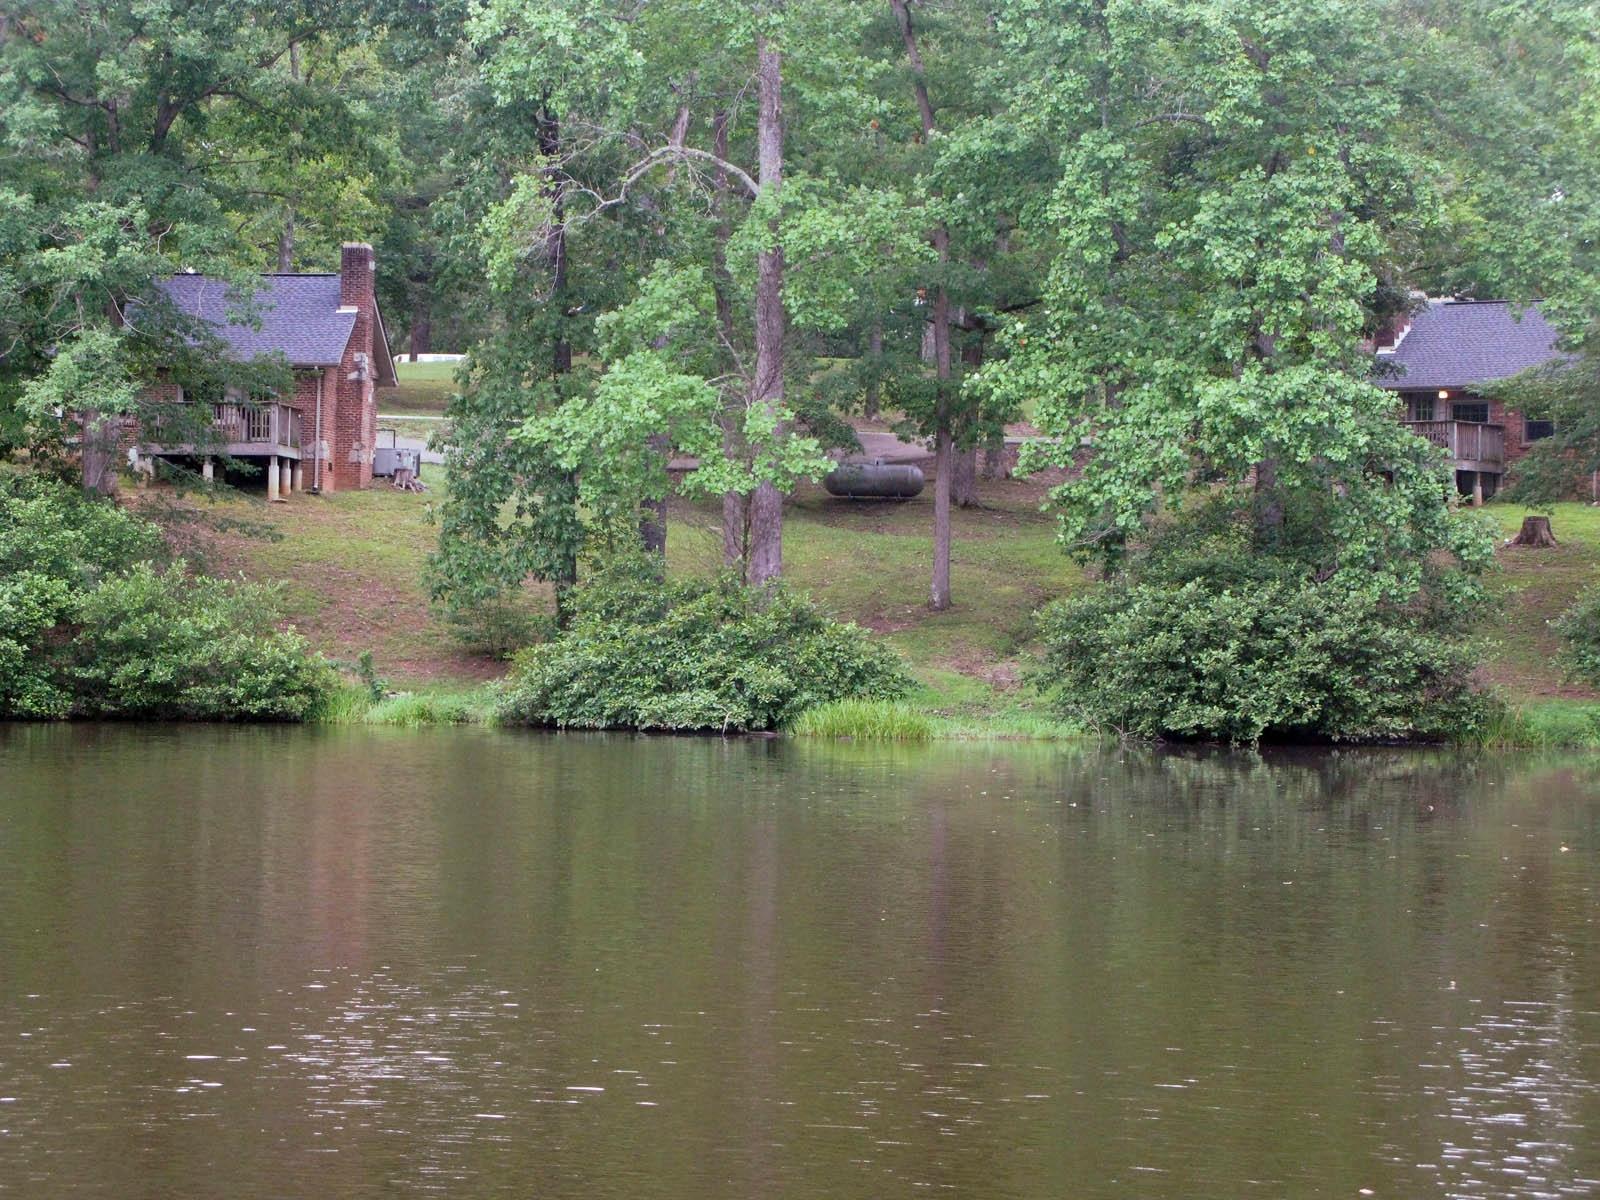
left=267, top=454, right=280, bottom=502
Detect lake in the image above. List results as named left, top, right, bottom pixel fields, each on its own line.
left=2, top=726, right=1598, bottom=1198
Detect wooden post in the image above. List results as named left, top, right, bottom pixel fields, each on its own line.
left=267, top=454, right=280, bottom=502
left=1472, top=472, right=1484, bottom=507
left=202, top=457, right=214, bottom=483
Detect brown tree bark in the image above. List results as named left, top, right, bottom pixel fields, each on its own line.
left=540, top=106, right=577, bottom=621
left=745, top=36, right=786, bottom=587
left=80, top=410, right=119, bottom=497
left=83, top=292, right=123, bottom=496
left=1509, top=515, right=1557, bottom=547
left=952, top=329, right=983, bottom=506
left=711, top=108, right=748, bottom=568
left=277, top=214, right=295, bottom=272
left=864, top=320, right=883, bottom=418
left=893, top=0, right=953, bottom=609
left=408, top=285, right=432, bottom=360
left=640, top=431, right=670, bottom=562
left=1253, top=455, right=1284, bottom=549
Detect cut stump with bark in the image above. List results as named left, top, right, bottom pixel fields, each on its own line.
left=1507, top=515, right=1558, bottom=548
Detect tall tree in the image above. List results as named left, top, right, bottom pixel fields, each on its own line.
left=0, top=0, right=361, bottom=492
left=991, top=0, right=1495, bottom=596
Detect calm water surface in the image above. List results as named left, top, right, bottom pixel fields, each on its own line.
left=2, top=726, right=1599, bottom=1198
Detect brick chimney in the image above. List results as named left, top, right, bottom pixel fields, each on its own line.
left=340, top=242, right=375, bottom=309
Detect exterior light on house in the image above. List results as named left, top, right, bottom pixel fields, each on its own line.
left=1438, top=389, right=1450, bottom=400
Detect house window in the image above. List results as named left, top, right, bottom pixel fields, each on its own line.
left=1452, top=401, right=1490, bottom=424
left=1404, top=394, right=1435, bottom=421
left=1525, top=417, right=1555, bottom=442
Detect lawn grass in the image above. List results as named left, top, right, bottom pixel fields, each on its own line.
left=164, top=472, right=516, bottom=687
left=1480, top=501, right=1600, bottom=699
left=790, top=699, right=935, bottom=741
left=667, top=476, right=1085, bottom=724
left=174, top=452, right=1600, bottom=743
left=314, top=680, right=497, bottom=726
left=387, top=358, right=459, bottom=414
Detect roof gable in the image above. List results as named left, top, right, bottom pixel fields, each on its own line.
left=157, top=273, right=358, bottom=367
left=1376, top=300, right=1562, bottom=390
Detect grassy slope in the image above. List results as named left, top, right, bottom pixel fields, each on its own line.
left=184, top=357, right=1600, bottom=725
left=385, top=358, right=458, bottom=414
left=1481, top=503, right=1600, bottom=700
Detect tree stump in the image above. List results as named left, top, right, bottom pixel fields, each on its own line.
left=1508, top=515, right=1558, bottom=548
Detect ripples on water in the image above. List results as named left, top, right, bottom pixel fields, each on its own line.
left=1, top=727, right=1598, bottom=1198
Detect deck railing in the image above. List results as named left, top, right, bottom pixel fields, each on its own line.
left=209, top=402, right=301, bottom=449
left=1401, top=420, right=1504, bottom=466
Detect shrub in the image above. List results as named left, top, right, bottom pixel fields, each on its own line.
left=1035, top=575, right=1488, bottom=743
left=441, top=591, right=552, bottom=658
left=68, top=563, right=335, bottom=721
left=0, top=475, right=335, bottom=721
left=0, top=473, right=165, bottom=583
left=1554, top=587, right=1600, bottom=687
left=497, top=560, right=911, bottom=731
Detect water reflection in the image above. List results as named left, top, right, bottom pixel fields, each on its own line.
left=1, top=727, right=1598, bottom=1198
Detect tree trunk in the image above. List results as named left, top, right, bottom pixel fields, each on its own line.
left=864, top=320, right=883, bottom=418
left=745, top=36, right=786, bottom=587
left=409, top=284, right=432, bottom=361
left=980, top=430, right=1009, bottom=480
left=710, top=108, right=747, bottom=569
left=952, top=323, right=984, bottom=505
left=951, top=446, right=977, bottom=507
left=80, top=409, right=119, bottom=497
left=1509, top=515, right=1557, bottom=547
left=894, top=0, right=953, bottom=609
left=1253, top=455, right=1283, bottom=549
left=277, top=212, right=295, bottom=272
left=541, top=106, right=578, bottom=622
left=931, top=425, right=953, bottom=610
left=83, top=291, right=123, bottom=496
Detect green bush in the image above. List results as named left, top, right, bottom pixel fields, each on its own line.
left=1035, top=575, right=1488, bottom=743
left=67, top=563, right=334, bottom=721
left=441, top=591, right=552, bottom=659
left=1554, top=587, right=1600, bottom=687
left=0, top=475, right=335, bottom=721
left=497, top=560, right=911, bottom=731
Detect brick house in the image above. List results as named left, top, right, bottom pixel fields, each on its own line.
left=1375, top=299, right=1563, bottom=503
left=138, top=242, right=397, bottom=497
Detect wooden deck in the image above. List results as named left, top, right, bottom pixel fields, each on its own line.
left=1401, top=419, right=1504, bottom=474
left=142, top=402, right=303, bottom=461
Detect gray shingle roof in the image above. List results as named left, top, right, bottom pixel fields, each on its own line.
left=1375, top=300, right=1562, bottom=390
left=157, top=274, right=357, bottom=367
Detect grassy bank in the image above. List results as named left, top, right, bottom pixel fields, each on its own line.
left=387, top=358, right=458, bottom=414
left=164, top=440, right=1600, bottom=743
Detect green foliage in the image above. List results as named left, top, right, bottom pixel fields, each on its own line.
left=0, top=475, right=333, bottom=721
left=355, top=651, right=388, bottom=703
left=1554, top=585, right=1600, bottom=688
left=1496, top=339, right=1600, bottom=507
left=364, top=691, right=481, bottom=727
left=441, top=593, right=553, bottom=659
left=67, top=564, right=334, bottom=721
left=789, top=699, right=933, bottom=742
left=497, top=558, right=911, bottom=731
left=1035, top=572, right=1488, bottom=745
left=1469, top=700, right=1600, bottom=750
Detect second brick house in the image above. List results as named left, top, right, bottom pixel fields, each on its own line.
left=1375, top=298, right=1564, bottom=503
